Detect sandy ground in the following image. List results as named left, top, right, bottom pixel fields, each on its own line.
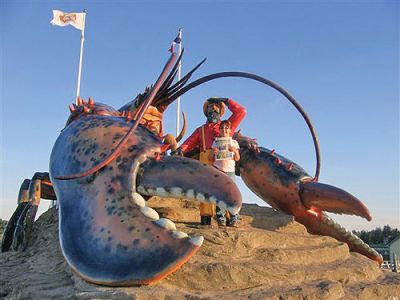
left=1, top=197, right=399, bottom=299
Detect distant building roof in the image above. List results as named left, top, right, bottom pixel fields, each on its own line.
left=389, top=236, right=400, bottom=246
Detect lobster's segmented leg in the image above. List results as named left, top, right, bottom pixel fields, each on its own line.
left=1, top=178, right=31, bottom=252
left=2, top=172, right=56, bottom=252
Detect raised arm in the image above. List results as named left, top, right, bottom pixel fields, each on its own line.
left=226, top=99, right=247, bottom=132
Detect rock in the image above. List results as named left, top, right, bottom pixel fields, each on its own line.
left=1, top=198, right=399, bottom=299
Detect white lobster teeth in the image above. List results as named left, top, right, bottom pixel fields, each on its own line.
left=334, top=224, right=346, bottom=234
left=140, top=206, right=159, bottom=220
left=322, top=215, right=381, bottom=260
left=343, top=231, right=351, bottom=238
left=171, top=230, right=189, bottom=239
left=196, top=192, right=205, bottom=201
left=189, top=236, right=204, bottom=247
left=154, top=218, right=176, bottom=231
left=209, top=196, right=217, bottom=204
left=137, top=186, right=146, bottom=194
left=146, top=188, right=156, bottom=195
left=186, top=189, right=195, bottom=198
left=371, top=249, right=380, bottom=256
left=170, top=187, right=183, bottom=197
left=347, top=234, right=358, bottom=242
left=156, top=187, right=168, bottom=197
left=354, top=238, right=365, bottom=246
left=132, top=192, right=145, bottom=208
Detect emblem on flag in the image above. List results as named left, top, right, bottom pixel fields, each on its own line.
left=169, top=31, right=182, bottom=53
left=173, top=35, right=181, bottom=44
left=51, top=10, right=85, bottom=31
left=60, top=14, right=76, bottom=23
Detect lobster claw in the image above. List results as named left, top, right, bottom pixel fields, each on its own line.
left=299, top=181, right=372, bottom=221
left=237, top=141, right=382, bottom=264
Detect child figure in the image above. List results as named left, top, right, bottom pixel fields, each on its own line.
left=209, top=120, right=241, bottom=227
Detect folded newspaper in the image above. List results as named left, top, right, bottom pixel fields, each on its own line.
left=215, top=137, right=234, bottom=160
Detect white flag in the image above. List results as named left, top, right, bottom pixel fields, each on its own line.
left=50, top=10, right=85, bottom=31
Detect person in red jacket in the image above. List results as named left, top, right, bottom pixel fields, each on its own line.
left=178, top=97, right=246, bottom=225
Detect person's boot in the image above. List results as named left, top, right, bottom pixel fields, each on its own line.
left=229, top=220, right=239, bottom=227
left=217, top=218, right=226, bottom=227
left=228, top=214, right=240, bottom=227
left=201, top=216, right=213, bottom=226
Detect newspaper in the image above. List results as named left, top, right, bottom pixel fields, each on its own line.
left=214, top=137, right=234, bottom=160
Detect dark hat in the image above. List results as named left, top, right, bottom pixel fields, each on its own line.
left=203, top=97, right=225, bottom=117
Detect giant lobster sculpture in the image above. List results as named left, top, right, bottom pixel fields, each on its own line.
left=2, top=49, right=382, bottom=286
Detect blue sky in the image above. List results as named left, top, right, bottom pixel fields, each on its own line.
left=1, top=1, right=398, bottom=231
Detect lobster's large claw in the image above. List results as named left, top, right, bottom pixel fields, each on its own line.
left=137, top=156, right=242, bottom=215
left=237, top=142, right=383, bottom=264
left=55, top=182, right=203, bottom=286
left=51, top=116, right=205, bottom=286
left=49, top=114, right=242, bottom=286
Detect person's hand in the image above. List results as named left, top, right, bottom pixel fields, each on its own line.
left=247, top=140, right=260, bottom=153
left=213, top=148, right=219, bottom=154
left=228, top=145, right=235, bottom=152
left=218, top=98, right=229, bottom=105
left=207, top=97, right=229, bottom=105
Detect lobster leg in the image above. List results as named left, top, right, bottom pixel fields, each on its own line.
left=237, top=140, right=383, bottom=264
left=1, top=179, right=30, bottom=252
left=1, top=172, right=56, bottom=252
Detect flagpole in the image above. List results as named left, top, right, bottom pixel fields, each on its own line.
left=175, top=28, right=182, bottom=137
left=75, top=9, right=86, bottom=105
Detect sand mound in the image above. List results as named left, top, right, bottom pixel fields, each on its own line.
left=1, top=197, right=399, bottom=299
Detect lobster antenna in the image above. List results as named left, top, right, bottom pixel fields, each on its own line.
left=167, top=71, right=322, bottom=181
